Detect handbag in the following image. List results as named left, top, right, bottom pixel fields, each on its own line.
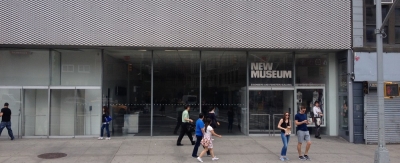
left=200, top=137, right=211, bottom=147
left=105, top=115, right=112, bottom=122
left=187, top=123, right=195, bottom=132
left=316, top=118, right=321, bottom=126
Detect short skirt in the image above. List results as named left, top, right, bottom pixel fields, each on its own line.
left=200, top=135, right=213, bottom=148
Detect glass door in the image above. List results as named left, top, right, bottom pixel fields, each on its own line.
left=75, top=87, right=101, bottom=137
left=0, top=87, right=22, bottom=138
left=23, top=86, right=49, bottom=137
left=49, top=87, right=75, bottom=137
left=249, top=89, right=293, bottom=134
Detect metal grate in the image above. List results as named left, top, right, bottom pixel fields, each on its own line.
left=364, top=91, right=400, bottom=144
left=0, top=1, right=351, bottom=49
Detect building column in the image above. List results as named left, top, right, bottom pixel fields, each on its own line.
left=327, top=53, right=338, bottom=136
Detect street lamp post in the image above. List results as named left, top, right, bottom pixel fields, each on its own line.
left=374, top=0, right=389, bottom=162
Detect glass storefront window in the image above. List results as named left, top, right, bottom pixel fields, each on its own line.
left=202, top=51, right=246, bottom=135
left=50, top=89, right=75, bottom=136
left=338, top=53, right=349, bottom=140
left=75, top=88, right=101, bottom=136
left=295, top=54, right=328, bottom=85
left=338, top=58, right=348, bottom=92
left=249, top=90, right=293, bottom=134
left=51, top=49, right=101, bottom=86
left=0, top=49, right=49, bottom=86
left=153, top=50, right=200, bottom=136
left=248, top=52, right=293, bottom=86
left=24, top=89, right=49, bottom=136
left=295, top=88, right=325, bottom=126
left=103, top=50, right=152, bottom=136
left=339, top=96, right=348, bottom=130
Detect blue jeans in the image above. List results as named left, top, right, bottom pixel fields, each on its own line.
left=192, top=135, right=210, bottom=157
left=100, top=123, right=110, bottom=137
left=0, top=121, right=14, bottom=139
left=280, top=132, right=290, bottom=156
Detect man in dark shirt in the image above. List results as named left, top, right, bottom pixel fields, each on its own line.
left=0, top=103, right=14, bottom=140
left=295, top=106, right=311, bottom=160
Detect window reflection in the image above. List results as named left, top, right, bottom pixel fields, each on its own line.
left=295, top=54, right=327, bottom=85
left=103, top=50, right=152, bottom=136
left=396, top=27, right=400, bottom=44
left=0, top=49, right=49, bottom=86
left=153, top=50, right=200, bottom=136
left=51, top=49, right=101, bottom=86
left=339, top=96, right=348, bottom=130
left=366, top=26, right=389, bottom=43
left=202, top=51, right=246, bottom=135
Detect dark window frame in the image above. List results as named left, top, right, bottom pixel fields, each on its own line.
left=364, top=0, right=400, bottom=45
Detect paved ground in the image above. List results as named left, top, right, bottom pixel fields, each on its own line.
left=0, top=136, right=399, bottom=163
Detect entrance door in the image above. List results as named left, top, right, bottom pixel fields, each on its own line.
left=249, top=89, right=293, bottom=135
left=23, top=86, right=49, bottom=137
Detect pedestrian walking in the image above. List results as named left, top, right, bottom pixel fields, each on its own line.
left=277, top=112, right=291, bottom=161
left=98, top=106, right=111, bottom=140
left=173, top=104, right=184, bottom=135
left=192, top=113, right=210, bottom=158
left=295, top=106, right=312, bottom=161
left=176, top=105, right=195, bottom=146
left=313, top=101, right=323, bottom=139
left=207, top=106, right=219, bottom=129
left=227, top=107, right=235, bottom=133
left=0, top=103, right=14, bottom=140
left=197, top=118, right=222, bottom=162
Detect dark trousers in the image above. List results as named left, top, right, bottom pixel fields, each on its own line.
left=0, top=121, right=14, bottom=139
left=192, top=135, right=210, bottom=157
left=314, top=117, right=321, bottom=137
left=177, top=123, right=193, bottom=145
left=173, top=121, right=182, bottom=134
left=228, top=118, right=233, bottom=130
left=100, top=123, right=110, bottom=137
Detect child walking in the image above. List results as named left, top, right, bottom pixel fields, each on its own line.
left=197, top=118, right=222, bottom=162
left=98, top=106, right=111, bottom=140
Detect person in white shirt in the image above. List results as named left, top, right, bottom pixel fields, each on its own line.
left=197, top=118, right=222, bottom=162
left=312, top=101, right=323, bottom=139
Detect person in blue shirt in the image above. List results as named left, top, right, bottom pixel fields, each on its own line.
left=295, top=106, right=312, bottom=161
left=192, top=113, right=210, bottom=158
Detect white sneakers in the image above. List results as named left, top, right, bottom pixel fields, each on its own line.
left=106, top=137, right=111, bottom=140
left=98, top=137, right=111, bottom=140
left=197, top=156, right=219, bottom=162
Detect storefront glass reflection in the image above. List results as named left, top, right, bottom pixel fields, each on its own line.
left=153, top=50, right=200, bottom=136
left=103, top=50, right=152, bottom=136
left=295, top=88, right=325, bottom=126
left=295, top=54, right=327, bottom=85
left=201, top=51, right=246, bottom=135
left=249, top=90, right=293, bottom=134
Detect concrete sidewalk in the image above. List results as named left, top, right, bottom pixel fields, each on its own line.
left=0, top=136, right=399, bottom=163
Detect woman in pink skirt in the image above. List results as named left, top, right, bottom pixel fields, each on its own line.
left=197, top=118, right=222, bottom=162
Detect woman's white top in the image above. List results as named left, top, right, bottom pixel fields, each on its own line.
left=205, top=125, right=213, bottom=137
left=313, top=106, right=322, bottom=117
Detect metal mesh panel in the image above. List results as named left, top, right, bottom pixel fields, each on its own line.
left=0, top=1, right=351, bottom=49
